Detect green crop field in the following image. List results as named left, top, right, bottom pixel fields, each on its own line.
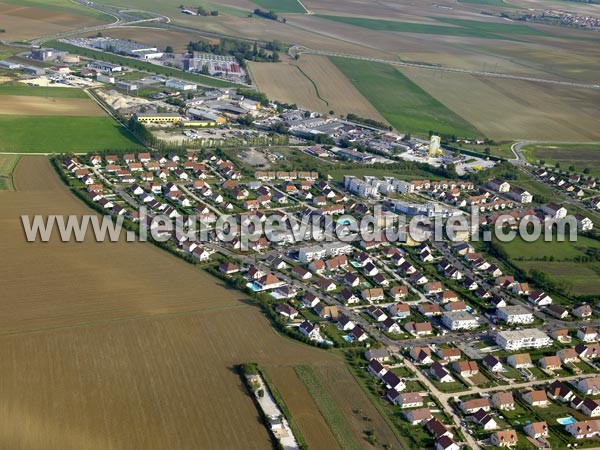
left=252, top=0, right=306, bottom=13
left=497, top=235, right=600, bottom=296
left=458, top=0, right=519, bottom=8
left=294, top=365, right=362, bottom=450
left=329, top=57, right=480, bottom=137
left=48, top=41, right=237, bottom=88
left=317, top=15, right=550, bottom=41
left=0, top=116, right=142, bottom=153
left=0, top=85, right=89, bottom=98
left=522, top=143, right=600, bottom=177
left=0, top=154, right=20, bottom=190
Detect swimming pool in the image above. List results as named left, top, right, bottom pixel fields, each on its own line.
left=247, top=282, right=262, bottom=292
left=557, top=416, right=576, bottom=425
left=342, top=335, right=352, bottom=342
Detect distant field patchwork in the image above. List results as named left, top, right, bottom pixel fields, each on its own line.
left=317, top=15, right=551, bottom=40
left=329, top=56, right=480, bottom=137
left=458, top=0, right=519, bottom=7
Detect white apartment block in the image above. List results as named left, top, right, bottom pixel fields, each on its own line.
left=495, top=329, right=552, bottom=351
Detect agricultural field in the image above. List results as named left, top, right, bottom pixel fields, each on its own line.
left=399, top=67, right=600, bottom=141
left=249, top=54, right=388, bottom=123
left=0, top=116, right=141, bottom=152
left=316, top=15, right=553, bottom=40
left=458, top=0, right=519, bottom=7
left=0, top=154, right=20, bottom=190
left=330, top=57, right=480, bottom=137
left=0, top=85, right=89, bottom=98
left=251, top=0, right=306, bottom=13
left=0, top=95, right=104, bottom=116
left=496, top=235, right=600, bottom=296
left=0, top=0, right=109, bottom=40
left=0, top=156, right=405, bottom=449
left=522, top=144, right=600, bottom=176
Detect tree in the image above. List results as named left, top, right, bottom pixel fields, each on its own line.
left=329, top=110, right=334, bottom=115
left=583, top=167, right=590, bottom=174
left=555, top=162, right=561, bottom=168
left=484, top=147, right=491, bottom=156
left=569, top=165, right=575, bottom=172
left=165, top=45, right=174, bottom=53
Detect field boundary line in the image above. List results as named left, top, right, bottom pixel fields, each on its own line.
left=294, top=64, right=329, bottom=106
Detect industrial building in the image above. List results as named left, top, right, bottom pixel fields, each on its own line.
left=165, top=79, right=197, bottom=91
left=87, top=37, right=163, bottom=59
left=184, top=53, right=242, bottom=77
left=135, top=113, right=182, bottom=124
left=0, top=60, right=21, bottom=70
left=87, top=61, right=122, bottom=73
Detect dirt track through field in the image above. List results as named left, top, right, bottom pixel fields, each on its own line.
left=0, top=156, right=404, bottom=450
left=0, top=95, right=105, bottom=116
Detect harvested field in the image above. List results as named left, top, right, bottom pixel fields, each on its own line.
left=267, top=366, right=341, bottom=450
left=400, top=67, right=600, bottom=141
left=0, top=1, right=106, bottom=40
left=0, top=95, right=104, bottom=116
left=0, top=156, right=406, bottom=449
left=249, top=55, right=387, bottom=123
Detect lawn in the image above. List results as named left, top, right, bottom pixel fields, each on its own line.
left=252, top=0, right=306, bottom=13
left=0, top=115, right=142, bottom=153
left=0, top=85, right=89, bottom=98
left=318, top=15, right=550, bottom=41
left=329, top=57, right=480, bottom=137
left=522, top=144, right=600, bottom=177
left=499, top=235, right=600, bottom=261
left=294, top=365, right=362, bottom=450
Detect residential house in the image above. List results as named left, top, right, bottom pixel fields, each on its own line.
left=388, top=302, right=410, bottom=319
left=426, top=417, right=453, bottom=439
left=473, top=409, right=497, bottom=430
left=275, top=304, right=299, bottom=320
left=577, top=326, right=598, bottom=342
left=566, top=420, right=598, bottom=439
left=405, top=322, right=433, bottom=337
left=314, top=304, right=338, bottom=320
left=336, top=314, right=355, bottom=331
left=483, top=355, right=503, bottom=373
left=539, top=356, right=561, bottom=371
left=577, top=376, right=600, bottom=395
left=299, top=321, right=321, bottom=341
left=507, top=353, right=533, bottom=369
left=523, top=390, right=548, bottom=407
left=546, top=380, right=574, bottom=402
left=429, top=362, right=454, bottom=383
left=388, top=391, right=423, bottom=408
left=410, top=346, right=433, bottom=365
left=491, top=392, right=515, bottom=411
left=361, top=288, right=385, bottom=303
left=437, top=348, right=461, bottom=363
left=460, top=398, right=491, bottom=414
left=367, top=359, right=388, bottom=379
left=490, top=429, right=518, bottom=447
left=524, top=422, right=549, bottom=439
left=404, top=407, right=432, bottom=425
left=582, top=398, right=600, bottom=417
